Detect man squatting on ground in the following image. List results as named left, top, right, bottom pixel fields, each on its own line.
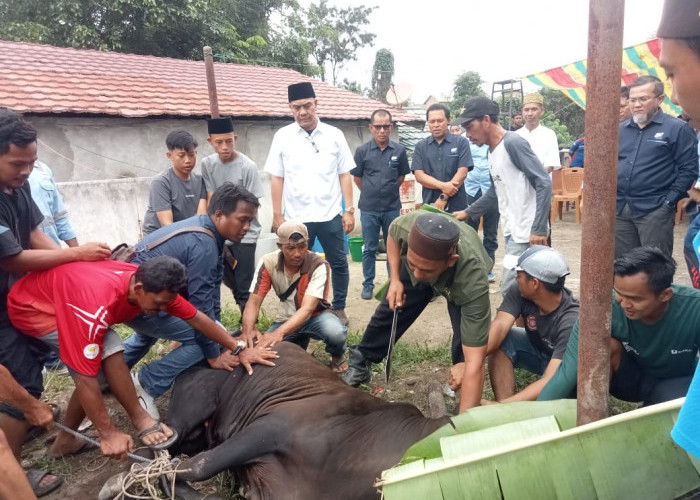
left=655, top=0, right=700, bottom=459
left=242, top=220, right=348, bottom=373
left=343, top=211, right=492, bottom=413
left=453, top=96, right=552, bottom=294
left=123, top=183, right=275, bottom=419
left=449, top=245, right=578, bottom=402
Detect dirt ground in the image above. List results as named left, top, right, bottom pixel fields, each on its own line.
left=26, top=210, right=694, bottom=499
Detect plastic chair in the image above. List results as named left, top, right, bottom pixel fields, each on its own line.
left=550, top=168, right=584, bottom=223
left=551, top=168, right=564, bottom=196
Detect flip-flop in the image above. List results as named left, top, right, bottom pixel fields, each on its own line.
left=24, top=404, right=61, bottom=444
left=26, top=469, right=63, bottom=497
left=46, top=439, right=97, bottom=459
left=136, top=421, right=179, bottom=451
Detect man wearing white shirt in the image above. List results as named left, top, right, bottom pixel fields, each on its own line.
left=516, top=93, right=561, bottom=174
left=265, top=82, right=355, bottom=325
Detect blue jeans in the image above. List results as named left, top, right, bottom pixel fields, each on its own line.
left=267, top=311, right=347, bottom=357
left=466, top=190, right=499, bottom=268
left=305, top=215, right=349, bottom=310
left=360, top=209, right=399, bottom=288
left=123, top=313, right=219, bottom=397
left=499, top=327, right=551, bottom=375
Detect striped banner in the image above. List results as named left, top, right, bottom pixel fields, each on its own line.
left=525, top=38, right=681, bottom=116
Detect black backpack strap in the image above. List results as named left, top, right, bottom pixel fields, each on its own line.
left=144, top=226, right=215, bottom=252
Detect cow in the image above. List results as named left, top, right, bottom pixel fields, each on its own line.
left=164, top=342, right=450, bottom=500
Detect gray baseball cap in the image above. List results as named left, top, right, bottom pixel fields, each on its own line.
left=514, top=245, right=570, bottom=284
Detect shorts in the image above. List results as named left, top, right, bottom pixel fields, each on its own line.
left=499, top=326, right=551, bottom=376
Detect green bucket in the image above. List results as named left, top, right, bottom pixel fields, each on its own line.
left=348, top=237, right=364, bottom=262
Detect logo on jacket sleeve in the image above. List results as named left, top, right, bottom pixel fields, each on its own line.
left=83, top=343, right=100, bottom=360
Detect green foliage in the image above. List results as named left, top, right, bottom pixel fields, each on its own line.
left=449, top=70, right=486, bottom=115
left=541, top=111, right=573, bottom=146
left=292, top=0, right=376, bottom=84
left=541, top=88, right=585, bottom=144
left=339, top=78, right=367, bottom=96
left=371, top=48, right=394, bottom=102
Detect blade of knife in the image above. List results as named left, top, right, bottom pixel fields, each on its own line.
left=385, top=306, right=399, bottom=384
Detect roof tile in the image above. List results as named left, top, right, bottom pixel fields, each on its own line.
left=0, top=41, right=423, bottom=125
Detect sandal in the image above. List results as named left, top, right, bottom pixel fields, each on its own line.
left=329, top=357, right=349, bottom=374
left=136, top=421, right=179, bottom=451
left=26, top=469, right=63, bottom=497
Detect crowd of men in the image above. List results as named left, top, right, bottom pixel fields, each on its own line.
left=0, top=0, right=699, bottom=496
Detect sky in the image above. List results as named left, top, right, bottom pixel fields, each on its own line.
left=299, top=0, right=665, bottom=103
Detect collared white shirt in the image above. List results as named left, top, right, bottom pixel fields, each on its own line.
left=516, top=124, right=561, bottom=173
left=264, top=120, right=355, bottom=223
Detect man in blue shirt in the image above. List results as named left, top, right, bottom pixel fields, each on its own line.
left=413, top=104, right=473, bottom=212
left=122, top=183, right=272, bottom=419
left=351, top=109, right=410, bottom=300
left=615, top=75, right=698, bottom=258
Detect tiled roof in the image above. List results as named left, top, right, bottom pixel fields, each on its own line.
left=0, top=40, right=423, bottom=125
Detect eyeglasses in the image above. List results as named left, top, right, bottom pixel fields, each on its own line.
left=305, top=135, right=319, bottom=153
left=371, top=124, right=392, bottom=130
left=628, top=95, right=662, bottom=104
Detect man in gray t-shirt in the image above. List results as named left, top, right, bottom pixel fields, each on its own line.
left=203, top=117, right=264, bottom=311
left=142, top=131, right=207, bottom=236
left=449, top=246, right=578, bottom=403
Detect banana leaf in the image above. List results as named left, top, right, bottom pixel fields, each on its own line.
left=380, top=398, right=700, bottom=500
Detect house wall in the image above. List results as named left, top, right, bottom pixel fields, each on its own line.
left=35, top=115, right=414, bottom=246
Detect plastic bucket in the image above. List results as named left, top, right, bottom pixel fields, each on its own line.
left=348, top=237, right=364, bottom=262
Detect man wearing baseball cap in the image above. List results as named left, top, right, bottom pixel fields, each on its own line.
left=241, top=220, right=348, bottom=372
left=450, top=246, right=579, bottom=402
left=656, top=0, right=700, bottom=460
left=343, top=211, right=492, bottom=413
left=454, top=97, right=552, bottom=295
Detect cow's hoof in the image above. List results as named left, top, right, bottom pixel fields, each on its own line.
left=98, top=472, right=128, bottom=500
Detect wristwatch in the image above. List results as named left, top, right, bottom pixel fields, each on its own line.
left=346, top=206, right=356, bottom=215
left=439, top=194, right=447, bottom=201
left=233, top=339, right=246, bottom=356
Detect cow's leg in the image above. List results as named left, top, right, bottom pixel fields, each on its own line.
left=176, top=417, right=283, bottom=482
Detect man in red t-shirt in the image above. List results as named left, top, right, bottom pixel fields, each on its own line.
left=8, top=256, right=277, bottom=459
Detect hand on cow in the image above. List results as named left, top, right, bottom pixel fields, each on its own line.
left=237, top=346, right=278, bottom=375
left=256, top=330, right=285, bottom=349
left=75, top=242, right=112, bottom=261
left=386, top=280, right=405, bottom=311
left=100, top=429, right=133, bottom=461
left=241, top=329, right=263, bottom=348
left=208, top=351, right=240, bottom=371
left=448, top=362, right=464, bottom=392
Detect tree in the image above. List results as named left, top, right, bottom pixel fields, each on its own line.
left=294, top=0, right=376, bottom=84
left=370, top=48, right=394, bottom=102
left=449, top=71, right=486, bottom=115
left=540, top=88, right=585, bottom=141
left=339, top=78, right=366, bottom=96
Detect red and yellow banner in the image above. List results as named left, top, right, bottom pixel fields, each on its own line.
left=525, top=38, right=681, bottom=116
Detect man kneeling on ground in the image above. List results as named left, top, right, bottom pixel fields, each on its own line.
left=242, top=220, right=348, bottom=372
left=449, top=245, right=579, bottom=402
left=7, top=256, right=276, bottom=460
left=539, top=246, right=700, bottom=405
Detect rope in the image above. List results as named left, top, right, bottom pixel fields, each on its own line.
left=114, top=452, right=190, bottom=500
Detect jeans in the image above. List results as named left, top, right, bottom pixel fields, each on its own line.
left=267, top=311, right=347, bottom=357
left=305, top=215, right=349, bottom=310
left=684, top=213, right=700, bottom=288
left=360, top=209, right=399, bottom=288
left=499, top=327, right=550, bottom=375
left=123, top=313, right=219, bottom=397
left=615, top=202, right=676, bottom=259
left=466, top=190, right=499, bottom=268
left=501, top=236, right=530, bottom=295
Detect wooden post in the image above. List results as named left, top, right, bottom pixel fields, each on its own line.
left=203, top=46, right=220, bottom=118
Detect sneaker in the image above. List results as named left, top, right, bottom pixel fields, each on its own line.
left=341, top=346, right=372, bottom=387
left=361, top=285, right=374, bottom=300
left=332, top=309, right=349, bottom=326
left=131, top=371, right=159, bottom=420
left=488, top=271, right=496, bottom=282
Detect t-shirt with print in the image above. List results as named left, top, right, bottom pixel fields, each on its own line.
left=7, top=260, right=197, bottom=377
left=249, top=250, right=330, bottom=322
left=498, top=284, right=579, bottom=359
left=0, top=182, right=43, bottom=326
left=201, top=152, right=264, bottom=244
left=142, top=168, right=207, bottom=236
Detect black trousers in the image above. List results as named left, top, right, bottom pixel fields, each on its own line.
left=223, top=241, right=257, bottom=311
left=357, top=264, right=465, bottom=365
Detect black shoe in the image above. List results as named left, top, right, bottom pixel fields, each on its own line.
left=342, top=346, right=372, bottom=386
